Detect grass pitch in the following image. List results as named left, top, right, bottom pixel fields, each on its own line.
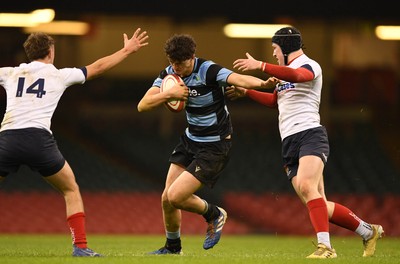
left=0, top=234, right=398, bottom=264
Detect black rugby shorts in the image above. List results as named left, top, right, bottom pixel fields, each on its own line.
left=169, top=134, right=232, bottom=188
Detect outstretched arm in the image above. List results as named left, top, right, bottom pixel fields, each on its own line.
left=233, top=52, right=314, bottom=83
left=85, top=28, right=149, bottom=80
left=246, top=89, right=278, bottom=108
left=226, top=78, right=278, bottom=108
left=233, top=52, right=262, bottom=72
left=226, top=72, right=279, bottom=90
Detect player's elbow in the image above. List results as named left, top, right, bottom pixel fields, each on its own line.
left=137, top=103, right=144, bottom=112
left=137, top=101, right=150, bottom=112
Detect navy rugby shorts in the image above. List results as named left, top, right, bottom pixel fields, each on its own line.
left=281, top=126, right=329, bottom=180
left=0, top=128, right=65, bottom=177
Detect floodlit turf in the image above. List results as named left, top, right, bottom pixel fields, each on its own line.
left=0, top=234, right=398, bottom=264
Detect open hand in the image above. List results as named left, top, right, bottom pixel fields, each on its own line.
left=124, top=28, right=149, bottom=53
left=233, top=52, right=261, bottom=72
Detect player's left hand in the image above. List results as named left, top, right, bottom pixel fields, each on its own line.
left=225, top=85, right=247, bottom=100
left=124, top=28, right=149, bottom=53
left=261, top=77, right=280, bottom=89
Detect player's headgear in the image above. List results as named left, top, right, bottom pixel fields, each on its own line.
left=272, top=27, right=303, bottom=65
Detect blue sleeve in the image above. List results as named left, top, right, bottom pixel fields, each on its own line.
left=199, top=60, right=233, bottom=86
left=216, top=67, right=233, bottom=85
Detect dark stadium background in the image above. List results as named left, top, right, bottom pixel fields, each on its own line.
left=0, top=1, right=399, bottom=236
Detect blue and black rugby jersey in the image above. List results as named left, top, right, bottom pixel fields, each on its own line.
left=153, top=58, right=233, bottom=142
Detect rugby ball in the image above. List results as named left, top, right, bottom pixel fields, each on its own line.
left=160, top=74, right=186, bottom=112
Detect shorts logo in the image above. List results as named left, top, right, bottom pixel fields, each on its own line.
left=195, top=165, right=201, bottom=172
left=284, top=166, right=291, bottom=177
left=322, top=153, right=328, bottom=162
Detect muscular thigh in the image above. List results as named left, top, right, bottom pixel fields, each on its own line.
left=297, top=155, right=324, bottom=182
left=43, top=161, right=78, bottom=193
left=165, top=163, right=186, bottom=189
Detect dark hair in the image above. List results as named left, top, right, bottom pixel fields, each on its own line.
left=23, top=32, right=55, bottom=62
left=271, top=26, right=303, bottom=56
left=164, top=34, right=196, bottom=62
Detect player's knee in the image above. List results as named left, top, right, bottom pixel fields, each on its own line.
left=166, top=191, right=185, bottom=209
left=297, top=182, right=314, bottom=199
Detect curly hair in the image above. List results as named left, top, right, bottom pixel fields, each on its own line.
left=164, top=34, right=196, bottom=62
left=23, top=32, right=55, bottom=62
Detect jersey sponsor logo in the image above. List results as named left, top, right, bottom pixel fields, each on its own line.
left=276, top=82, right=295, bottom=93
left=189, top=88, right=201, bottom=97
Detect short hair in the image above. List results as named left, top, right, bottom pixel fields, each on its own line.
left=164, top=34, right=196, bottom=62
left=23, top=32, right=55, bottom=62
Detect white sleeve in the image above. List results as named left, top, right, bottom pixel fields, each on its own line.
left=59, top=67, right=86, bottom=87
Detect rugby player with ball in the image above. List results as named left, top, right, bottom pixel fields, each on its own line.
left=138, top=34, right=276, bottom=254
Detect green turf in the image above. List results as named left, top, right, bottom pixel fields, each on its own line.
left=0, top=234, right=398, bottom=264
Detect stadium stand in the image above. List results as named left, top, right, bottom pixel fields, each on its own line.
left=0, top=77, right=399, bottom=236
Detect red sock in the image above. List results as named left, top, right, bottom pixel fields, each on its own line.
left=307, top=198, right=329, bottom=233
left=67, top=212, right=87, bottom=248
left=329, top=203, right=360, bottom=231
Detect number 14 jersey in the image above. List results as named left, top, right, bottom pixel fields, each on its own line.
left=0, top=61, right=86, bottom=133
